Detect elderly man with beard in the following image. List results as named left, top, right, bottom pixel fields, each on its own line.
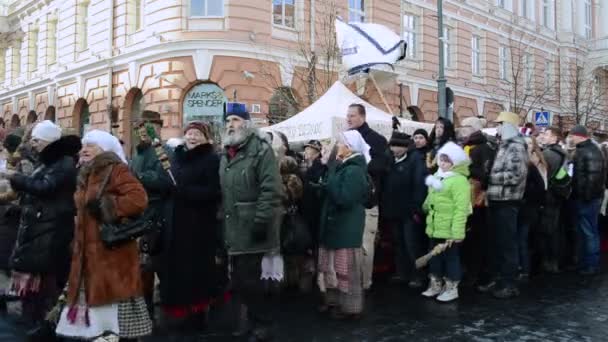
left=130, top=110, right=173, bottom=322
left=220, top=103, right=282, bottom=341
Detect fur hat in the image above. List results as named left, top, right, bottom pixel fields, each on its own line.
left=82, top=130, right=127, bottom=164
left=389, top=131, right=411, bottom=147
left=32, top=120, right=62, bottom=143
left=437, top=141, right=469, bottom=166
left=184, top=121, right=213, bottom=142
left=460, top=116, right=487, bottom=132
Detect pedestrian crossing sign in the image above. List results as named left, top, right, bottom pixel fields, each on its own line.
left=534, top=111, right=550, bottom=127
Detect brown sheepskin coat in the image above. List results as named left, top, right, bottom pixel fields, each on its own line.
left=67, top=152, right=148, bottom=307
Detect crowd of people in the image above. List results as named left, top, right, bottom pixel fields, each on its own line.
left=0, top=101, right=604, bottom=341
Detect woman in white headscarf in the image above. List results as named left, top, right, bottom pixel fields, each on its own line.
left=55, top=130, right=152, bottom=341
left=316, top=130, right=370, bottom=320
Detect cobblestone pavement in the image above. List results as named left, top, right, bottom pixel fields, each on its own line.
left=1, top=270, right=607, bottom=341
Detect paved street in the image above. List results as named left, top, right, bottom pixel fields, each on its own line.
left=1, top=269, right=608, bottom=341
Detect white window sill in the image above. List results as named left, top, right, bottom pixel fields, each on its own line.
left=188, top=17, right=225, bottom=31
left=472, top=74, right=486, bottom=85
left=272, top=25, right=298, bottom=41
left=493, top=7, right=513, bottom=21
left=401, top=59, right=422, bottom=71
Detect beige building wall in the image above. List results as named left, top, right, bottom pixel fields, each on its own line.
left=0, top=0, right=607, bottom=150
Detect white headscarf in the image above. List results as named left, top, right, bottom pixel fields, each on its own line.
left=342, top=130, right=371, bottom=164
left=82, top=130, right=128, bottom=164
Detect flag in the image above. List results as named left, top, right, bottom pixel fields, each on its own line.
left=335, top=17, right=407, bottom=77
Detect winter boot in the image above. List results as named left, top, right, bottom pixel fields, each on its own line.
left=436, top=279, right=459, bottom=302
left=421, top=276, right=443, bottom=298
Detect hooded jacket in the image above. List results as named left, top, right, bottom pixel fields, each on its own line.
left=423, top=161, right=471, bottom=240
left=487, top=135, right=529, bottom=202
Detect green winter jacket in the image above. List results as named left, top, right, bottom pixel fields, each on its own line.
left=220, top=132, right=282, bottom=255
left=423, top=162, right=472, bottom=240
left=130, top=143, right=173, bottom=212
left=319, top=154, right=369, bottom=249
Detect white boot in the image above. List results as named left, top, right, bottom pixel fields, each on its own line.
left=421, top=276, right=443, bottom=298
left=437, top=279, right=459, bottom=302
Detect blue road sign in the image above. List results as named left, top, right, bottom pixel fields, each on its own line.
left=535, top=111, right=550, bottom=127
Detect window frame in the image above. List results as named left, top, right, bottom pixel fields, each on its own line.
left=542, top=0, right=552, bottom=28
left=584, top=0, right=592, bottom=39
left=524, top=53, right=533, bottom=90
left=0, top=48, right=5, bottom=84
left=471, top=35, right=481, bottom=76
left=443, top=26, right=453, bottom=69
left=402, top=13, right=418, bottom=59
left=273, top=0, right=296, bottom=29
left=77, top=1, right=90, bottom=52
left=499, top=46, right=508, bottom=81
left=28, top=27, right=39, bottom=74
left=47, top=16, right=58, bottom=65
left=190, top=0, right=225, bottom=18
left=348, top=0, right=365, bottom=23
left=135, top=0, right=143, bottom=32
left=544, top=60, right=553, bottom=92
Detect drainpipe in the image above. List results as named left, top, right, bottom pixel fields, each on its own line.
left=107, top=0, right=114, bottom=133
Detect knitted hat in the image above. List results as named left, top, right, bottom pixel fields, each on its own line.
left=437, top=141, right=469, bottom=166
left=32, top=120, right=62, bottom=143
left=82, top=130, right=127, bottom=163
left=413, top=128, right=429, bottom=141
left=389, top=131, right=411, bottom=147
left=570, top=125, right=589, bottom=138
left=304, top=140, right=322, bottom=152
left=225, top=102, right=250, bottom=121
left=460, top=116, right=487, bottom=132
left=184, top=121, right=213, bottom=141
left=495, top=112, right=520, bottom=127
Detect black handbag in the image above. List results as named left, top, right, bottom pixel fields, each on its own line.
left=280, top=205, right=312, bottom=255
left=96, top=165, right=163, bottom=249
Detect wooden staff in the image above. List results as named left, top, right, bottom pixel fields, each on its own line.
left=369, top=73, right=394, bottom=115
left=144, top=123, right=177, bottom=186
left=415, top=242, right=450, bottom=269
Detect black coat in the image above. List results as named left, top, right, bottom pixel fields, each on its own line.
left=356, top=123, right=389, bottom=198
left=159, top=143, right=225, bottom=307
left=301, top=158, right=327, bottom=245
left=9, top=136, right=80, bottom=276
left=380, top=150, right=428, bottom=220
left=520, top=164, right=546, bottom=222
left=466, top=131, right=496, bottom=189
left=573, top=140, right=606, bottom=201
left=543, top=143, right=566, bottom=180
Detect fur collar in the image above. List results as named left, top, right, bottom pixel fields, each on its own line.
left=175, top=143, right=214, bottom=161
left=425, top=170, right=457, bottom=191
left=39, top=135, right=82, bottom=166
left=78, top=152, right=124, bottom=188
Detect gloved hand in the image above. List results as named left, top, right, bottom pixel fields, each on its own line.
left=252, top=223, right=268, bottom=243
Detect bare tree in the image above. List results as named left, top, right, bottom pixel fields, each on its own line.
left=484, top=31, right=553, bottom=120
left=559, top=49, right=607, bottom=126
left=257, top=0, right=341, bottom=122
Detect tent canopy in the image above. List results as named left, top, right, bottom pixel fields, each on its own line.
left=264, top=82, right=432, bottom=142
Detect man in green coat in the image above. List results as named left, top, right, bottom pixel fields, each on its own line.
left=219, top=102, right=281, bottom=340
left=129, top=111, right=173, bottom=319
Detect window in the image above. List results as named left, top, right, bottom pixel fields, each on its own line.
left=190, top=0, right=224, bottom=17
left=497, top=0, right=505, bottom=8
left=28, top=27, right=38, bottom=74
left=402, top=14, right=418, bottom=59
left=443, top=27, right=452, bottom=68
left=584, top=0, right=592, bottom=39
left=128, top=0, right=144, bottom=34
left=524, top=53, right=533, bottom=90
left=47, top=18, right=58, bottom=64
left=521, top=0, right=528, bottom=18
left=0, top=49, right=5, bottom=84
left=77, top=1, right=90, bottom=51
left=471, top=35, right=481, bottom=75
left=593, top=75, right=600, bottom=99
left=544, top=60, right=553, bottom=91
left=499, top=46, right=508, bottom=80
left=543, top=0, right=553, bottom=28
left=349, top=0, right=365, bottom=23
left=273, top=0, right=295, bottom=28
left=11, top=43, right=20, bottom=82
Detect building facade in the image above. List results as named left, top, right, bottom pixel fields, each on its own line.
left=0, top=0, right=607, bottom=150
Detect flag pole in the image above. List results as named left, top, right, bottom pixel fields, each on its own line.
left=369, top=74, right=394, bottom=115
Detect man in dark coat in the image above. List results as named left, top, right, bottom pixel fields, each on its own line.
left=130, top=111, right=173, bottom=319
left=347, top=103, right=389, bottom=289
left=301, top=140, right=327, bottom=249
left=3, top=120, right=80, bottom=324
left=380, top=132, right=428, bottom=287
left=413, top=128, right=431, bottom=161
left=539, top=127, right=567, bottom=273
left=220, top=103, right=282, bottom=341
left=570, top=125, right=606, bottom=275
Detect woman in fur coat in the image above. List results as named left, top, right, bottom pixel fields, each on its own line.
left=55, top=130, right=152, bottom=341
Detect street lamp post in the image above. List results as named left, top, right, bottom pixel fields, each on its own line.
left=437, top=0, right=448, bottom=120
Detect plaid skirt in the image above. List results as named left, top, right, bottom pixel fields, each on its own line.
left=317, top=248, right=364, bottom=314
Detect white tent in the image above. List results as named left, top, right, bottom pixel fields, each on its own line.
left=264, top=82, right=432, bottom=142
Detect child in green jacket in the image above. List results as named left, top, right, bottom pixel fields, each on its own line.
left=421, top=142, right=472, bottom=302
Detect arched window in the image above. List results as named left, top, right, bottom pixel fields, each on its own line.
left=73, top=99, right=90, bottom=136
left=268, top=87, right=299, bottom=125
left=26, top=110, right=37, bottom=124
left=10, top=114, right=20, bottom=129
left=45, top=106, right=56, bottom=122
